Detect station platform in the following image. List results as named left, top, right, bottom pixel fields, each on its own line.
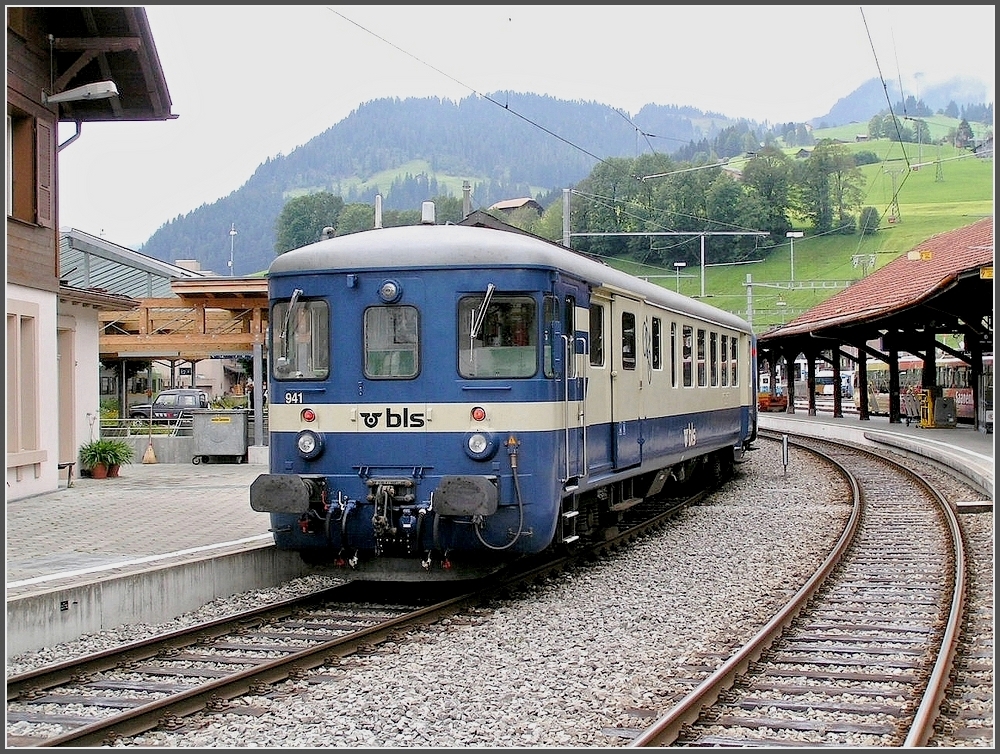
left=757, top=409, right=994, bottom=502
left=5, top=460, right=273, bottom=592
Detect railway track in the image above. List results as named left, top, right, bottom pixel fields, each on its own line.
left=630, top=432, right=976, bottom=747
left=6, top=486, right=703, bottom=748
left=6, top=581, right=477, bottom=747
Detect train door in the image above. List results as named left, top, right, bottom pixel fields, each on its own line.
left=549, top=280, right=586, bottom=481
left=610, top=294, right=644, bottom=469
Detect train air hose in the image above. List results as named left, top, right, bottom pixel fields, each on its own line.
left=474, top=436, right=525, bottom=551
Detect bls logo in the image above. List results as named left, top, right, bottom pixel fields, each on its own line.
left=683, top=422, right=697, bottom=447
left=359, top=407, right=425, bottom=429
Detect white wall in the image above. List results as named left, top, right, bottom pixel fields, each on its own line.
left=61, top=302, right=104, bottom=448
left=6, top=283, right=60, bottom=500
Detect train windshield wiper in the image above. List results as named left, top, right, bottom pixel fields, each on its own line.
left=277, top=288, right=303, bottom=363
left=469, top=283, right=495, bottom=339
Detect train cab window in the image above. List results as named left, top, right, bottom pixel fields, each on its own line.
left=272, top=299, right=330, bottom=380
left=458, top=294, right=536, bottom=378
left=364, top=305, right=419, bottom=379
left=651, top=317, right=662, bottom=371
left=682, top=325, right=693, bottom=387
left=589, top=304, right=605, bottom=367
left=697, top=328, right=707, bottom=386
left=621, top=312, right=636, bottom=370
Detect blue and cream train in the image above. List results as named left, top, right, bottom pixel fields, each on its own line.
left=250, top=205, right=758, bottom=580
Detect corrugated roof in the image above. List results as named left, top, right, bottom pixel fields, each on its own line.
left=59, top=227, right=211, bottom=300
left=761, top=217, right=993, bottom=340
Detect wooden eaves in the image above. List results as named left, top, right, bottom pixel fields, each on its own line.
left=99, top=277, right=270, bottom=361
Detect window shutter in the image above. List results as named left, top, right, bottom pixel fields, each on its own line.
left=35, top=119, right=54, bottom=228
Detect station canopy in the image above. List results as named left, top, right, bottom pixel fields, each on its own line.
left=757, top=217, right=993, bottom=363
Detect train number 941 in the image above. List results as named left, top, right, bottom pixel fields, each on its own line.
left=283, top=391, right=304, bottom=404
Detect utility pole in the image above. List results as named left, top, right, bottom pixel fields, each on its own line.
left=884, top=168, right=905, bottom=223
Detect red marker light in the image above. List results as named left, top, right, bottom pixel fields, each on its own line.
left=471, top=406, right=487, bottom=422
left=301, top=408, right=316, bottom=422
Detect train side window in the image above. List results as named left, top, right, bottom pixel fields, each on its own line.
left=621, top=312, right=636, bottom=370
left=543, top=294, right=558, bottom=378
left=731, top=337, right=739, bottom=385
left=458, top=294, right=537, bottom=378
left=710, top=331, right=719, bottom=386
left=670, top=322, right=677, bottom=387
left=564, top=295, right=576, bottom=378
left=682, top=325, right=693, bottom=387
left=589, top=304, right=605, bottom=367
left=543, top=294, right=577, bottom=379
left=273, top=299, right=330, bottom=380
left=697, top=328, right=707, bottom=386
left=364, top=305, right=419, bottom=379
left=651, top=317, right=662, bottom=371
left=720, top=334, right=728, bottom=386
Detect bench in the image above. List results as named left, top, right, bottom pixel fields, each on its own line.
left=58, top=461, right=76, bottom=488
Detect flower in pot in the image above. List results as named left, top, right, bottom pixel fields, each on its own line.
left=79, top=438, right=133, bottom=479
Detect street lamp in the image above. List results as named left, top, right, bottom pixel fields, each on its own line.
left=673, top=261, right=687, bottom=292
left=229, top=223, right=237, bottom=276
left=786, top=231, right=803, bottom=283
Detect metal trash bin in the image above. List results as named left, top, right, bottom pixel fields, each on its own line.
left=192, top=409, right=249, bottom=464
left=933, top=396, right=957, bottom=428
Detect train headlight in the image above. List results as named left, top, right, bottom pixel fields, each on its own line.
left=464, top=431, right=497, bottom=461
left=378, top=279, right=402, bottom=303
left=296, top=430, right=324, bottom=460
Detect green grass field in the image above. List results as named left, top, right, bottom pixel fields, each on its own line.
left=613, top=138, right=993, bottom=333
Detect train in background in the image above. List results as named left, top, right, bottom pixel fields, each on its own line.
left=854, top=353, right=993, bottom=422
left=250, top=204, right=758, bottom=580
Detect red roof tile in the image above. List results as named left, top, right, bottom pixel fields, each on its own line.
left=762, top=217, right=993, bottom=338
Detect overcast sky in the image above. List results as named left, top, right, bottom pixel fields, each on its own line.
left=56, top=4, right=995, bottom=250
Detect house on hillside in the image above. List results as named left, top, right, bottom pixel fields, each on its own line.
left=7, top=7, right=176, bottom=500
left=973, top=135, right=993, bottom=159
left=488, top=197, right=543, bottom=217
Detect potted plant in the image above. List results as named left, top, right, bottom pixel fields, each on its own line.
left=79, top=438, right=133, bottom=479
left=105, top=438, right=134, bottom=477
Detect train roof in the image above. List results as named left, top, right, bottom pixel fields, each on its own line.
left=269, top=223, right=752, bottom=334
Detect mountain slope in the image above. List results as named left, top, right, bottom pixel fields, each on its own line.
left=136, top=93, right=748, bottom=274
left=137, top=80, right=991, bottom=275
